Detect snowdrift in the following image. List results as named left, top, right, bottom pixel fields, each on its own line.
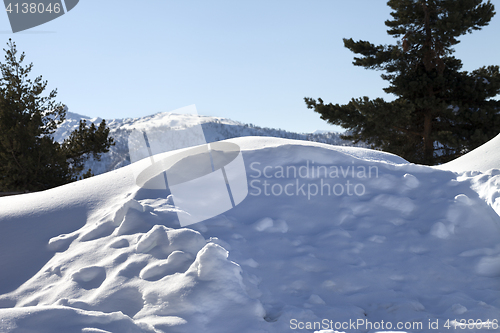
left=437, top=133, right=500, bottom=173
left=1, top=137, right=500, bottom=333
left=438, top=132, right=500, bottom=220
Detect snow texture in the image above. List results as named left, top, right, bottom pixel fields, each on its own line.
left=1, top=132, right=500, bottom=332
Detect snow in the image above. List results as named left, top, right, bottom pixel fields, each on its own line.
left=437, top=133, right=500, bottom=173
left=52, top=111, right=363, bottom=176
left=1, top=132, right=500, bottom=332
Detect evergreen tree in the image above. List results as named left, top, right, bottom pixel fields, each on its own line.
left=0, top=39, right=114, bottom=192
left=305, top=0, right=500, bottom=165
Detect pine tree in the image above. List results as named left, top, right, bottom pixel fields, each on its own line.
left=305, top=0, right=500, bottom=165
left=0, top=39, right=114, bottom=192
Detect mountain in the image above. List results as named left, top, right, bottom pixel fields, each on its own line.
left=53, top=111, right=363, bottom=176
left=1, top=135, right=499, bottom=332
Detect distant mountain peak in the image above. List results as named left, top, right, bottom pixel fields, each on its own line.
left=54, top=111, right=362, bottom=176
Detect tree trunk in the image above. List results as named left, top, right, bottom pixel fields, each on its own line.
left=423, top=112, right=433, bottom=164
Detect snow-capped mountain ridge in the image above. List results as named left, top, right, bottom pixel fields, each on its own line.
left=53, top=111, right=359, bottom=176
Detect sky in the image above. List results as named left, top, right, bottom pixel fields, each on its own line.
left=0, top=0, right=499, bottom=133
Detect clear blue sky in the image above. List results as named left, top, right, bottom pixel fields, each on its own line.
left=1, top=1, right=499, bottom=133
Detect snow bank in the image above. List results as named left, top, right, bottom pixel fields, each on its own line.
left=1, top=137, right=499, bottom=333
left=437, top=133, right=500, bottom=173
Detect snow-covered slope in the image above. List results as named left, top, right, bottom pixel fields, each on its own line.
left=1, top=136, right=499, bottom=333
left=438, top=133, right=500, bottom=222
left=437, top=133, right=500, bottom=173
left=54, top=112, right=361, bottom=176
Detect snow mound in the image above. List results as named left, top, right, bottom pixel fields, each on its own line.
left=437, top=133, right=500, bottom=173
left=438, top=133, right=500, bottom=220
left=1, top=137, right=500, bottom=332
